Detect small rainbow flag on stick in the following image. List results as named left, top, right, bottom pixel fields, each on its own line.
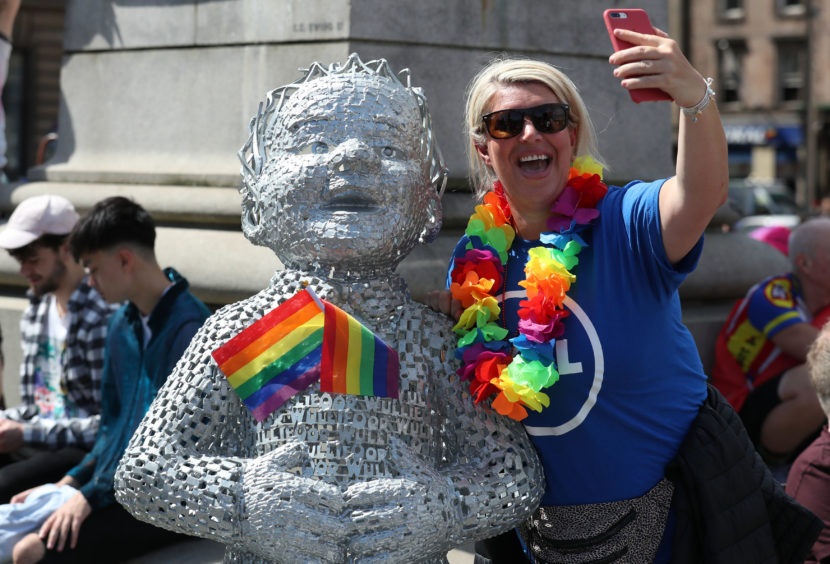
left=320, top=301, right=399, bottom=398
left=212, top=288, right=399, bottom=422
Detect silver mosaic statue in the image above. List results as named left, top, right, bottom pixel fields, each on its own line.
left=114, top=53, right=543, bottom=563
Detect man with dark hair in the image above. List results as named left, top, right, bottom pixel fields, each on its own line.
left=0, top=195, right=112, bottom=504
left=10, top=196, right=210, bottom=563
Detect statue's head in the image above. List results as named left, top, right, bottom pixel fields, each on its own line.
left=239, top=53, right=447, bottom=278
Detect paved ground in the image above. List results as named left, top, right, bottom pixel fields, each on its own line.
left=127, top=539, right=475, bottom=563
left=125, top=539, right=223, bottom=564
left=448, top=543, right=475, bottom=563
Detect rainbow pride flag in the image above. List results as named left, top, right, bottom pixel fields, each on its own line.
left=212, top=289, right=399, bottom=422
left=320, top=301, right=399, bottom=398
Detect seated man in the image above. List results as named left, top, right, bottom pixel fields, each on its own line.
left=0, top=195, right=112, bottom=503
left=786, top=327, right=830, bottom=563
left=11, top=197, right=210, bottom=563
left=712, top=217, right=830, bottom=460
left=114, top=54, right=544, bottom=563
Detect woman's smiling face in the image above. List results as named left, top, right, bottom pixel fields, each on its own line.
left=475, top=82, right=577, bottom=223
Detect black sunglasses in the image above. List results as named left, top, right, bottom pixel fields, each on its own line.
left=481, top=103, right=570, bottom=139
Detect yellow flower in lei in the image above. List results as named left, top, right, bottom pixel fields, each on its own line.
left=520, top=247, right=577, bottom=303
left=573, top=155, right=603, bottom=178
left=454, top=295, right=500, bottom=332
left=465, top=219, right=513, bottom=265
left=451, top=157, right=607, bottom=421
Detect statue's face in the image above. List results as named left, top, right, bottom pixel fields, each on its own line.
left=249, top=74, right=435, bottom=276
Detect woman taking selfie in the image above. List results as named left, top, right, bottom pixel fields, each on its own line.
left=429, top=23, right=820, bottom=564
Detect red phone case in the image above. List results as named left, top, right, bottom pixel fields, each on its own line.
left=603, top=9, right=672, bottom=103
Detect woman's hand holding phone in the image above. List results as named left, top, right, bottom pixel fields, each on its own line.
left=605, top=9, right=708, bottom=108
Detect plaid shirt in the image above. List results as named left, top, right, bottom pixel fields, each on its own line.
left=0, top=281, right=115, bottom=449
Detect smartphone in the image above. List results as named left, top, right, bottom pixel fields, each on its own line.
left=603, top=9, right=672, bottom=103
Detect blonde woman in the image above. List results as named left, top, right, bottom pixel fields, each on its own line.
left=429, top=26, right=820, bottom=563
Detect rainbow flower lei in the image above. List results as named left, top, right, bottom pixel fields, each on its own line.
left=451, top=156, right=608, bottom=421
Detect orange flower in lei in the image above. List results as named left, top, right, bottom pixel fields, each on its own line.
left=450, top=156, right=607, bottom=421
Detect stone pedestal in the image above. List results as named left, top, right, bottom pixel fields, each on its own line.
left=37, top=0, right=674, bottom=187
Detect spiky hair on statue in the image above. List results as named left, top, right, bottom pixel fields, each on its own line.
left=239, top=52, right=448, bottom=198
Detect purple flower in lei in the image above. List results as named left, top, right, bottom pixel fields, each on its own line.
left=547, top=186, right=601, bottom=234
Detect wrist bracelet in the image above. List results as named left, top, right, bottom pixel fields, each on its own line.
left=681, top=78, right=716, bottom=123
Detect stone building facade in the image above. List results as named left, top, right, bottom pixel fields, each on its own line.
left=685, top=0, right=829, bottom=204
left=2, top=0, right=64, bottom=181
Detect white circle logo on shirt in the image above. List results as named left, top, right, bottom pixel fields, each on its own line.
left=506, top=294, right=604, bottom=436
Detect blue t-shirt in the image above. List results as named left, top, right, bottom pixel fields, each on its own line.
left=448, top=179, right=707, bottom=506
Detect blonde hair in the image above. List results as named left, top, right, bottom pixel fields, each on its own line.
left=809, top=328, right=830, bottom=417
left=464, top=57, right=604, bottom=199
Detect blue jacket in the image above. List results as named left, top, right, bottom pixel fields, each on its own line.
left=67, top=268, right=210, bottom=510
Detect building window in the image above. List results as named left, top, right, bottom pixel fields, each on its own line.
left=717, top=39, right=746, bottom=104
left=777, top=39, right=807, bottom=103
left=718, top=0, right=745, bottom=21
left=777, top=0, right=806, bottom=17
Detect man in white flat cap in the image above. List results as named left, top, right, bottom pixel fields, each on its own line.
left=0, top=195, right=113, bottom=503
